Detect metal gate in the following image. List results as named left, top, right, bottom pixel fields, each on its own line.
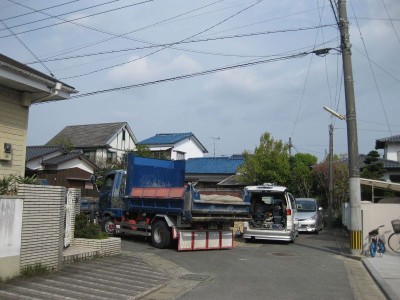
left=64, top=190, right=73, bottom=247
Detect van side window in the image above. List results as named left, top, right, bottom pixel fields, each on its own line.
left=288, top=193, right=296, bottom=209
left=104, top=175, right=115, bottom=188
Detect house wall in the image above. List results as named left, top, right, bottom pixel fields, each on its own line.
left=385, top=144, right=400, bottom=161
left=109, top=127, right=136, bottom=152
left=36, top=167, right=92, bottom=189
left=26, top=150, right=65, bottom=170
left=58, top=158, right=94, bottom=173
left=0, top=87, right=29, bottom=177
left=0, top=196, right=23, bottom=281
left=360, top=202, right=400, bottom=253
left=173, top=139, right=204, bottom=160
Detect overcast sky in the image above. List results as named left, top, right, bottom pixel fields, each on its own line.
left=1, top=0, right=399, bottom=161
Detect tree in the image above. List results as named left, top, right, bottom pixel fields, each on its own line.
left=288, top=153, right=318, bottom=197
left=361, top=150, right=385, bottom=180
left=361, top=150, right=387, bottom=201
left=47, top=137, right=74, bottom=151
left=313, top=156, right=349, bottom=217
left=238, top=132, right=290, bottom=185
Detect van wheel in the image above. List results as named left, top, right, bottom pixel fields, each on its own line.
left=151, top=220, right=171, bottom=249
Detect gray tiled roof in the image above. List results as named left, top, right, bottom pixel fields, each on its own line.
left=47, top=122, right=128, bottom=148
left=26, top=146, right=66, bottom=161
left=375, top=135, right=400, bottom=149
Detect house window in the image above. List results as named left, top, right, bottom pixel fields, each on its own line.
left=122, top=130, right=126, bottom=141
left=107, top=152, right=117, bottom=163
left=397, top=151, right=400, bottom=162
left=84, top=150, right=96, bottom=162
left=390, top=175, right=400, bottom=183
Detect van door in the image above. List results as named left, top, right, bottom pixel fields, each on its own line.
left=288, top=193, right=298, bottom=234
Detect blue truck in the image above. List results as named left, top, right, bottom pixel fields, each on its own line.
left=97, top=153, right=250, bottom=250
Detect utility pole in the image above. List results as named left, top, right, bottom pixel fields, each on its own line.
left=209, top=137, right=220, bottom=157
left=328, top=124, right=333, bottom=229
left=288, top=137, right=293, bottom=157
left=338, top=0, right=362, bottom=254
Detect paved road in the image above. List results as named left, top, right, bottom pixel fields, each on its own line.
left=123, top=230, right=386, bottom=300
left=0, top=230, right=386, bottom=300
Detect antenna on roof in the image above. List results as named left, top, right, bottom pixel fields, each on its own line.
left=208, top=137, right=220, bottom=158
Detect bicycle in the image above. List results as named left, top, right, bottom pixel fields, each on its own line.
left=388, top=219, right=400, bottom=253
left=368, top=225, right=386, bottom=257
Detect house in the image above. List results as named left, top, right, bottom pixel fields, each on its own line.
left=185, top=155, right=245, bottom=193
left=0, top=53, right=77, bottom=177
left=374, top=135, right=400, bottom=182
left=138, top=132, right=208, bottom=160
left=359, top=154, right=400, bottom=183
left=46, top=122, right=137, bottom=165
left=25, top=146, right=98, bottom=196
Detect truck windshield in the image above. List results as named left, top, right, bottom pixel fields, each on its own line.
left=296, top=200, right=316, bottom=212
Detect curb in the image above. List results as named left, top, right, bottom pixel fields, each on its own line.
left=362, top=259, right=397, bottom=300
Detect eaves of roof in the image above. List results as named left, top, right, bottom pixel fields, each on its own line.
left=375, top=134, right=400, bottom=149
left=26, top=145, right=67, bottom=161
left=42, top=153, right=98, bottom=170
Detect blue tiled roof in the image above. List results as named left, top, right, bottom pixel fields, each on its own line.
left=186, top=156, right=244, bottom=174
left=139, top=132, right=194, bottom=145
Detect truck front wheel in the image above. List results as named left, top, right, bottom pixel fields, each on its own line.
left=151, top=220, right=171, bottom=249
left=101, top=216, right=116, bottom=236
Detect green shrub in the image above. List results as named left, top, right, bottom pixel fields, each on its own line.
left=21, top=263, right=49, bottom=276
left=74, top=213, right=108, bottom=239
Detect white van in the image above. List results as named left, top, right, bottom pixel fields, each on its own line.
left=242, top=184, right=298, bottom=242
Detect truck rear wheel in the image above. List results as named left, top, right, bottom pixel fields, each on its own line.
left=151, top=220, right=171, bottom=249
left=101, top=216, right=116, bottom=236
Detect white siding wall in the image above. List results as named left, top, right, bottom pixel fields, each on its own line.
left=26, top=150, right=65, bottom=170
left=385, top=144, right=400, bottom=161
left=57, top=158, right=94, bottom=173
left=173, top=139, right=204, bottom=160
left=0, top=87, right=29, bottom=177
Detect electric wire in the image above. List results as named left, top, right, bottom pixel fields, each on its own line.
left=350, top=0, right=392, bottom=136
left=25, top=24, right=335, bottom=64
left=68, top=51, right=310, bottom=99
left=0, top=0, right=153, bottom=38
left=26, top=1, right=224, bottom=63
left=60, top=0, right=264, bottom=80
left=2, top=0, right=125, bottom=32
left=3, top=0, right=79, bottom=21
left=381, top=0, right=400, bottom=47
left=0, top=18, right=55, bottom=76
left=291, top=1, right=326, bottom=138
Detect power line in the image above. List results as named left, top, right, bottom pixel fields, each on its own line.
left=25, top=1, right=224, bottom=64
left=60, top=0, right=264, bottom=80
left=25, top=24, right=334, bottom=64
left=381, top=0, right=400, bottom=47
left=3, top=0, right=79, bottom=21
left=68, top=51, right=310, bottom=99
left=350, top=0, right=392, bottom=136
left=0, top=0, right=153, bottom=38
left=0, top=18, right=55, bottom=76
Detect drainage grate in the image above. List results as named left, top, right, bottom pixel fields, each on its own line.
left=269, top=252, right=295, bottom=257
left=180, top=274, right=211, bottom=282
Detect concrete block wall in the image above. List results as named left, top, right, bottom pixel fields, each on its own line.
left=17, top=184, right=66, bottom=272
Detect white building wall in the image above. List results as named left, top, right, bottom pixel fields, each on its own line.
left=173, top=139, right=204, bottom=160
left=0, top=197, right=23, bottom=280
left=26, top=150, right=65, bottom=170
left=57, top=158, right=94, bottom=173
left=385, top=144, right=400, bottom=161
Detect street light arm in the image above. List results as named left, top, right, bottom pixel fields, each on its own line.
left=323, top=106, right=346, bottom=120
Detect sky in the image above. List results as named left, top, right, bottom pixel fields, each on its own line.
left=1, top=0, right=399, bottom=161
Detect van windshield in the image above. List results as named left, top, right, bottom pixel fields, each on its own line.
left=296, top=200, right=316, bottom=212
